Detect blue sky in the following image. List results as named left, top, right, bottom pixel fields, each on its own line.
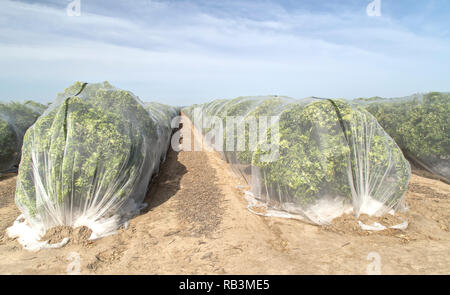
left=0, top=0, right=449, bottom=105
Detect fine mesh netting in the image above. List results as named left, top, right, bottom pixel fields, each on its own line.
left=0, top=101, right=47, bottom=175
left=9, top=82, right=179, bottom=249
left=355, top=92, right=449, bottom=183
left=183, top=96, right=411, bottom=224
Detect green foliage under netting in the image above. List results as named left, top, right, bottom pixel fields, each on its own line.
left=0, top=101, right=47, bottom=173
left=183, top=97, right=410, bottom=208
left=236, top=97, right=294, bottom=164
left=357, top=92, right=450, bottom=179
left=145, top=101, right=180, bottom=162
left=16, top=82, right=177, bottom=225
left=253, top=100, right=410, bottom=206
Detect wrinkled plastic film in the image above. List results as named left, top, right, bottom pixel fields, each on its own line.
left=355, top=92, right=449, bottom=182
left=183, top=96, right=411, bottom=225
left=0, top=101, right=46, bottom=175
left=11, top=82, right=179, bottom=245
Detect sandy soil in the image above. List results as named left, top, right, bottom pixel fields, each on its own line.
left=0, top=117, right=449, bottom=274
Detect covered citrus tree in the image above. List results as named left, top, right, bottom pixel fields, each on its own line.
left=12, top=82, right=178, bottom=246
left=0, top=101, right=47, bottom=175
left=183, top=96, right=410, bottom=224
left=357, top=92, right=449, bottom=182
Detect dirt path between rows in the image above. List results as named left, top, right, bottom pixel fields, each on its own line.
left=0, top=116, right=449, bottom=274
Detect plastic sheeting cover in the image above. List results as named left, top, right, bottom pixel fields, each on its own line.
left=0, top=101, right=47, bottom=175
left=10, top=82, right=179, bottom=248
left=355, top=92, right=450, bottom=182
left=183, top=96, right=411, bottom=225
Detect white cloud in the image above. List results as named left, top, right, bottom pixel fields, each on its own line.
left=0, top=0, right=449, bottom=104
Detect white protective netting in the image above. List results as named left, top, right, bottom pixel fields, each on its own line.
left=183, top=96, right=411, bottom=225
left=8, top=82, right=179, bottom=250
left=355, top=92, right=450, bottom=183
left=0, top=101, right=47, bottom=176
